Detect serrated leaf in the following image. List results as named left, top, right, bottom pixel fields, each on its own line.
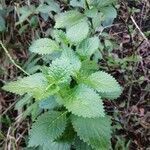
left=28, top=111, right=67, bottom=147
left=77, top=37, right=99, bottom=58
left=87, top=71, right=122, bottom=99
left=29, top=38, right=60, bottom=55
left=77, top=60, right=99, bottom=82
left=52, top=30, right=69, bottom=45
left=48, top=57, right=72, bottom=84
left=42, top=140, right=71, bottom=150
left=3, top=73, right=47, bottom=95
left=47, top=49, right=81, bottom=84
left=59, top=84, right=105, bottom=118
left=66, top=20, right=89, bottom=43
left=61, top=48, right=81, bottom=74
left=2, top=73, right=58, bottom=100
left=101, top=6, right=117, bottom=27
left=71, top=115, right=112, bottom=150
left=55, top=10, right=85, bottom=28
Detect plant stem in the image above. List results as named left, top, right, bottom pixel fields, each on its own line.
left=85, top=0, right=90, bottom=9
left=0, top=41, right=30, bottom=76
left=85, top=0, right=94, bottom=31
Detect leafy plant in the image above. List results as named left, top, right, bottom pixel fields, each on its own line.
left=2, top=0, right=122, bottom=149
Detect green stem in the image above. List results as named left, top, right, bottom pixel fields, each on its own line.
left=85, top=0, right=94, bottom=32
left=0, top=41, right=30, bottom=76
left=85, top=0, right=90, bottom=9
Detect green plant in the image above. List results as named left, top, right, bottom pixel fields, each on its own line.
left=2, top=0, right=122, bottom=149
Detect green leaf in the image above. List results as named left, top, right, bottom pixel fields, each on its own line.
left=87, top=71, right=122, bottom=99
left=2, top=73, right=58, bottom=100
left=88, top=0, right=117, bottom=8
left=55, top=10, right=85, bottom=28
left=39, top=96, right=59, bottom=109
left=29, top=38, right=60, bottom=55
left=66, top=20, right=89, bottom=43
left=77, top=37, right=99, bottom=58
left=42, top=140, right=71, bottom=150
left=52, top=30, right=69, bottom=45
left=37, top=0, right=60, bottom=13
left=70, top=0, right=85, bottom=8
left=85, top=8, right=98, bottom=18
left=2, top=73, right=47, bottom=95
left=77, top=60, right=99, bottom=83
left=101, top=6, right=117, bottom=27
left=21, top=102, right=41, bottom=120
left=28, top=111, right=67, bottom=147
left=16, top=6, right=35, bottom=25
left=74, top=137, right=93, bottom=150
left=71, top=115, right=112, bottom=150
left=47, top=49, right=81, bottom=84
left=60, top=84, right=105, bottom=118
left=61, top=48, right=81, bottom=74
left=92, top=12, right=104, bottom=30
left=47, top=58, right=72, bottom=84
left=15, top=94, right=32, bottom=110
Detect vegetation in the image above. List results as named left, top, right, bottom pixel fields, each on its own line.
left=0, top=0, right=149, bottom=150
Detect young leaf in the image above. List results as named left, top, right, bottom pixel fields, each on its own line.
left=28, top=111, right=67, bottom=147
left=77, top=37, right=99, bottom=58
left=29, top=38, right=60, bottom=55
left=52, top=30, right=69, bottom=45
left=87, top=71, right=122, bottom=99
left=66, top=20, right=89, bottom=43
left=48, top=58, right=73, bottom=84
left=61, top=48, right=81, bottom=74
left=47, top=49, right=81, bottom=83
left=59, top=84, right=105, bottom=118
left=55, top=10, right=85, bottom=28
left=71, top=115, right=112, bottom=150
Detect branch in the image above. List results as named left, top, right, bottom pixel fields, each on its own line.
left=130, top=16, right=149, bottom=45
left=0, top=41, right=30, bottom=76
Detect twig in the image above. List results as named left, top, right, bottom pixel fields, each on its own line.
left=130, top=16, right=149, bottom=45
left=0, top=41, right=30, bottom=76
left=1, top=100, right=18, bottom=116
